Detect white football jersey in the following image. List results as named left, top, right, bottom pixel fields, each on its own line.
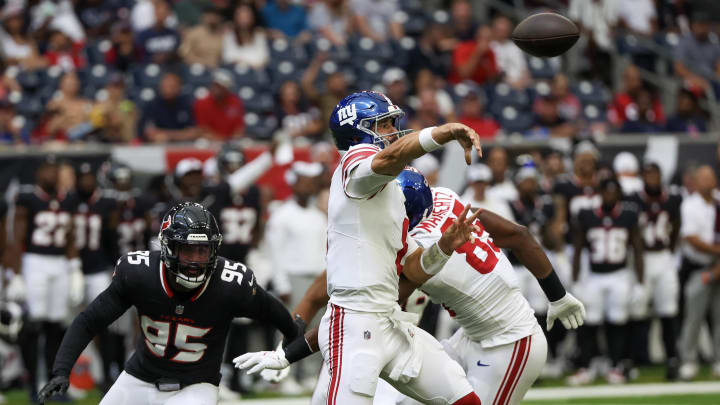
left=411, top=187, right=539, bottom=348
left=326, top=144, right=418, bottom=312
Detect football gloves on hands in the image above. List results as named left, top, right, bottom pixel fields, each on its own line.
left=38, top=375, right=69, bottom=403
left=547, top=292, right=586, bottom=330
left=233, top=346, right=290, bottom=375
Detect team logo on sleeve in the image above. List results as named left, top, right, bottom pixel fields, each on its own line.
left=337, top=104, right=357, bottom=126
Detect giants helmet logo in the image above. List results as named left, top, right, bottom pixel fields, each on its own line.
left=337, top=104, right=357, bottom=127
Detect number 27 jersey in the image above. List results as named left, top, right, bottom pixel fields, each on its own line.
left=411, top=188, right=538, bottom=348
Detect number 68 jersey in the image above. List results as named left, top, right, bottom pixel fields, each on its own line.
left=52, top=250, right=286, bottom=387
left=410, top=188, right=538, bottom=348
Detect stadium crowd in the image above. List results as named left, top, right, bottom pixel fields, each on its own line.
left=1, top=0, right=720, bottom=403
left=0, top=0, right=717, bottom=144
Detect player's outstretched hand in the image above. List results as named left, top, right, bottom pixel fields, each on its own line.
left=233, top=348, right=290, bottom=375
left=547, top=292, right=586, bottom=331
left=38, top=375, right=69, bottom=404
left=438, top=205, right=483, bottom=254
left=434, top=123, right=483, bottom=164
left=260, top=365, right=291, bottom=383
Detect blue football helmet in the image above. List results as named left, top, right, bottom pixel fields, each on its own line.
left=397, top=168, right=433, bottom=230
left=329, top=91, right=412, bottom=151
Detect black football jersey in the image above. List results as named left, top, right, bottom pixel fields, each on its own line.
left=629, top=190, right=682, bottom=252
left=16, top=185, right=77, bottom=256
left=577, top=202, right=640, bottom=273
left=204, top=183, right=261, bottom=263
left=553, top=176, right=600, bottom=242
left=68, top=190, right=119, bottom=274
left=53, top=250, right=295, bottom=386
left=117, top=190, right=152, bottom=255
left=508, top=195, right=555, bottom=265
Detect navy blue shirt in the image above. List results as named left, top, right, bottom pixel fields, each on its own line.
left=261, top=1, right=308, bottom=37
left=141, top=96, right=195, bottom=137
left=135, top=26, right=180, bottom=63
left=665, top=115, right=708, bottom=134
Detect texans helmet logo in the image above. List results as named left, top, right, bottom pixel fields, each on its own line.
left=161, top=218, right=171, bottom=232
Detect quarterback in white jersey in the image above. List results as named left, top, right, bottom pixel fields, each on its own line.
left=236, top=92, right=486, bottom=405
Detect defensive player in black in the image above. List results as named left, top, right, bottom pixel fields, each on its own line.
left=628, top=162, right=682, bottom=379
left=571, top=177, right=644, bottom=385
left=38, top=202, right=308, bottom=404
left=107, top=162, right=152, bottom=255
left=70, top=162, right=126, bottom=389
left=7, top=155, right=80, bottom=401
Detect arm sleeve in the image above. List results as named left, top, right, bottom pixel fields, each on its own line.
left=341, top=145, right=395, bottom=199
left=52, top=267, right=131, bottom=377
left=235, top=269, right=297, bottom=340
left=226, top=152, right=273, bottom=195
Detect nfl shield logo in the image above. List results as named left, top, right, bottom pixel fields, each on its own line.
left=175, top=305, right=184, bottom=315
left=363, top=330, right=371, bottom=340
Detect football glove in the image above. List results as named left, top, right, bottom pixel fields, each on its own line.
left=233, top=347, right=289, bottom=375
left=69, top=258, right=84, bottom=307
left=260, top=364, right=291, bottom=383
left=5, top=273, right=26, bottom=302
left=547, top=292, right=586, bottom=330
left=38, top=375, right=69, bottom=403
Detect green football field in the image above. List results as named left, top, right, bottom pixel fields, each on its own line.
left=523, top=394, right=720, bottom=405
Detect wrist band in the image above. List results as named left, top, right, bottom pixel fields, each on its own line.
left=538, top=270, right=566, bottom=302
left=284, top=336, right=314, bottom=364
left=420, top=241, right=451, bottom=276
left=418, top=127, right=441, bottom=152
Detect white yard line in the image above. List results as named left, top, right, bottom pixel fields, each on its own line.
left=221, top=382, right=720, bottom=404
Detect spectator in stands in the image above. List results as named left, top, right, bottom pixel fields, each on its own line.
left=551, top=73, right=581, bottom=122
left=490, top=15, right=529, bottom=89
left=141, top=72, right=199, bottom=142
left=609, top=65, right=665, bottom=128
left=105, top=21, right=138, bottom=72
left=487, top=146, right=518, bottom=203
left=308, top=0, right=353, bottom=46
left=414, top=69, right=455, bottom=121
left=76, top=0, right=116, bottom=39
left=568, top=0, right=615, bottom=84
left=674, top=11, right=720, bottom=93
left=275, top=80, right=322, bottom=139
left=461, top=163, right=514, bottom=220
left=179, top=6, right=224, bottom=68
left=448, top=25, right=498, bottom=85
left=0, top=98, right=21, bottom=143
left=222, top=3, right=269, bottom=69
left=407, top=24, right=452, bottom=81
left=44, top=30, right=86, bottom=71
left=530, top=96, right=575, bottom=138
left=300, top=52, right=348, bottom=132
left=615, top=0, right=657, bottom=36
left=261, top=0, right=310, bottom=41
left=44, top=72, right=93, bottom=141
left=90, top=74, right=137, bottom=143
left=136, top=0, right=180, bottom=64
left=666, top=89, right=708, bottom=135
left=449, top=0, right=477, bottom=42
left=409, top=88, right=446, bottom=130
left=350, top=0, right=403, bottom=42
left=383, top=68, right=413, bottom=129
left=29, top=0, right=86, bottom=43
left=194, top=69, right=245, bottom=140
left=620, top=87, right=664, bottom=133
left=457, top=89, right=499, bottom=138
left=412, top=154, right=440, bottom=186
left=0, top=6, right=46, bottom=69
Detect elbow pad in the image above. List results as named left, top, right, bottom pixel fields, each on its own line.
left=420, top=242, right=450, bottom=276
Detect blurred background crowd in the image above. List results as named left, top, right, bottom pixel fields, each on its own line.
left=2, top=0, right=720, bottom=403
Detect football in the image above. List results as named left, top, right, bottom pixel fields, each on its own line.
left=511, top=12, right=580, bottom=58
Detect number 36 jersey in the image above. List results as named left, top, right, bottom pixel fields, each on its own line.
left=52, top=250, right=295, bottom=386
left=410, top=187, right=538, bottom=348
left=576, top=203, right=640, bottom=273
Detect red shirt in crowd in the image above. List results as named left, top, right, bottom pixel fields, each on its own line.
left=608, top=93, right=665, bottom=127
left=448, top=41, right=498, bottom=85
left=459, top=116, right=500, bottom=138
left=45, top=42, right=86, bottom=70
left=193, top=94, right=245, bottom=139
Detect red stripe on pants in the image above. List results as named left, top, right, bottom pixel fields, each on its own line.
left=494, top=336, right=530, bottom=405
left=492, top=341, right=519, bottom=405
left=327, top=305, right=344, bottom=405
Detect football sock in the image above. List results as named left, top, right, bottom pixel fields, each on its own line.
left=577, top=324, right=598, bottom=368
left=660, top=316, right=679, bottom=360
left=44, top=322, right=66, bottom=377
left=605, top=322, right=626, bottom=368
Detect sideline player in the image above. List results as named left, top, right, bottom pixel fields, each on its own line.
left=570, top=177, right=644, bottom=385
left=36, top=202, right=307, bottom=404
left=237, top=169, right=585, bottom=405
left=5, top=155, right=82, bottom=401
left=628, top=162, right=682, bottom=379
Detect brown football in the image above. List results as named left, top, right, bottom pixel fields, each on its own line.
left=511, top=12, right=579, bottom=58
